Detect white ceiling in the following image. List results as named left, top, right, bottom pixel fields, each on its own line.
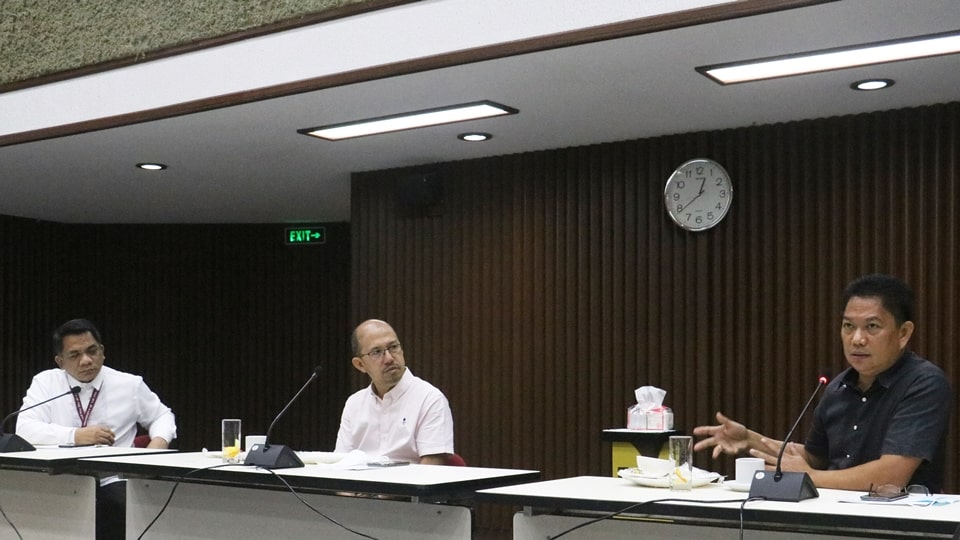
left=1, top=0, right=958, bottom=224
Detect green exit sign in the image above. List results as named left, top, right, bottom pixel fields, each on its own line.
left=285, top=226, right=326, bottom=245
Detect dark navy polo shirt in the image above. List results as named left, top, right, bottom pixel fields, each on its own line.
left=804, top=350, right=952, bottom=492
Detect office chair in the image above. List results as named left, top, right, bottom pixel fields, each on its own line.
left=445, top=453, right=467, bottom=466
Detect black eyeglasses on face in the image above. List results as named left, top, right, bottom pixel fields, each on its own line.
left=359, top=342, right=402, bottom=360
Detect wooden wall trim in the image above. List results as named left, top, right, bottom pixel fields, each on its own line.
left=1, top=0, right=829, bottom=148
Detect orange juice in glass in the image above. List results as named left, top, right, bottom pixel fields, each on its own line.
left=221, top=419, right=241, bottom=463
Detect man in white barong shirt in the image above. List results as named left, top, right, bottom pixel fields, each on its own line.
left=15, top=318, right=176, bottom=539
left=16, top=318, right=176, bottom=448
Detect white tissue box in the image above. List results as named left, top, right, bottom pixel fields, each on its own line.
left=627, top=405, right=673, bottom=431
left=627, top=405, right=645, bottom=430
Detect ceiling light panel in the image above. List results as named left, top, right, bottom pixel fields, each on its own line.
left=699, top=31, right=960, bottom=84
left=300, top=101, right=517, bottom=141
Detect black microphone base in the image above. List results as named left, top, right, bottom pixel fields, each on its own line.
left=0, top=433, right=36, bottom=453
left=749, top=471, right=819, bottom=502
left=243, top=443, right=304, bottom=469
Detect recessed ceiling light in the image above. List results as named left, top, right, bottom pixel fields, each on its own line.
left=851, top=78, right=894, bottom=91
left=136, top=163, right=167, bottom=170
left=299, top=101, right=517, bottom=141
left=698, top=30, right=960, bottom=84
left=458, top=132, right=492, bottom=142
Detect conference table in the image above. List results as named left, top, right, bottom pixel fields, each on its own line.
left=477, top=475, right=960, bottom=539
left=0, top=446, right=173, bottom=540
left=77, top=451, right=540, bottom=539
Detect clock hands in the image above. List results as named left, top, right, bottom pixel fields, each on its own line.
left=682, top=178, right=707, bottom=208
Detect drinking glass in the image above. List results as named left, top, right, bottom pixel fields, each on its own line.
left=669, top=435, right=694, bottom=491
left=221, top=418, right=242, bottom=463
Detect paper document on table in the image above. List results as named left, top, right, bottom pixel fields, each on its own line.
left=202, top=448, right=360, bottom=468
left=297, top=451, right=350, bottom=464
left=306, top=449, right=369, bottom=469
left=839, top=494, right=960, bottom=507
left=907, top=495, right=960, bottom=507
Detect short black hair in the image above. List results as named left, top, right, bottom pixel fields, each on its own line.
left=842, top=274, right=915, bottom=326
left=53, top=319, right=102, bottom=355
left=350, top=326, right=361, bottom=356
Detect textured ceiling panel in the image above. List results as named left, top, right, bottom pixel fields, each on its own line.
left=0, top=0, right=378, bottom=87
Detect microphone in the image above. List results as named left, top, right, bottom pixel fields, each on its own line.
left=0, top=386, right=82, bottom=453
left=243, top=365, right=322, bottom=469
left=749, top=375, right=828, bottom=502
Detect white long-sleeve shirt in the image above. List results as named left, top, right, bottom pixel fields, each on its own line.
left=15, top=365, right=177, bottom=447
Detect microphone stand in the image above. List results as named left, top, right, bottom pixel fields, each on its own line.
left=0, top=386, right=82, bottom=453
left=0, top=431, right=35, bottom=453
left=748, top=377, right=827, bottom=502
left=243, top=366, right=322, bottom=469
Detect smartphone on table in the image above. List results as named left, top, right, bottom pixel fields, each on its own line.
left=860, top=492, right=908, bottom=502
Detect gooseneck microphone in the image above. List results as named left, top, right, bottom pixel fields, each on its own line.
left=0, top=386, right=82, bottom=453
left=748, top=375, right=828, bottom=502
left=243, top=365, right=323, bottom=469
left=774, top=376, right=829, bottom=480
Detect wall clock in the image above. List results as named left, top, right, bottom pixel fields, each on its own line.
left=663, top=158, right=733, bottom=231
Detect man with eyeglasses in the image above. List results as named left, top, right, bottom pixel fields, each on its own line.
left=693, top=274, right=952, bottom=492
left=334, top=319, right=454, bottom=464
left=15, top=318, right=177, bottom=539
left=15, top=318, right=176, bottom=448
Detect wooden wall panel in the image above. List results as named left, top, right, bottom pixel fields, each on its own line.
left=351, top=103, right=960, bottom=531
left=0, top=221, right=351, bottom=453
left=0, top=218, right=61, bottom=415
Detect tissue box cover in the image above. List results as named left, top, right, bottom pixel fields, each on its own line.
left=627, top=405, right=673, bottom=431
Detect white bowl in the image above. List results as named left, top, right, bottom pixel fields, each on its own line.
left=635, top=456, right=673, bottom=476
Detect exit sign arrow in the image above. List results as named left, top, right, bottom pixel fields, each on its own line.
left=285, top=226, right=326, bottom=245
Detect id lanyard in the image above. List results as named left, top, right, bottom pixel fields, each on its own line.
left=73, top=387, right=100, bottom=427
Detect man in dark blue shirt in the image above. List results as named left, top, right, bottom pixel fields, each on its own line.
left=693, top=274, right=953, bottom=492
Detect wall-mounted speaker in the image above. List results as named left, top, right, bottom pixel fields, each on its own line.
left=396, top=170, right=443, bottom=217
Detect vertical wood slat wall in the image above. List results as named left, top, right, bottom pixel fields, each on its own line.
left=351, top=103, right=959, bottom=506
left=0, top=222, right=352, bottom=453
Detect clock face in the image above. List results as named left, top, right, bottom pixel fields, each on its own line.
left=663, top=158, right=733, bottom=231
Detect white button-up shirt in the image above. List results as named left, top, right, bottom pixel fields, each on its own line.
left=15, top=365, right=177, bottom=447
left=335, top=368, right=453, bottom=463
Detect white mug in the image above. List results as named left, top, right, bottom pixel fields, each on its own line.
left=245, top=435, right=266, bottom=451
left=735, top=457, right=765, bottom=485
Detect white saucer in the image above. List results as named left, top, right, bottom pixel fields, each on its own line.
left=724, top=480, right=752, bottom=492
